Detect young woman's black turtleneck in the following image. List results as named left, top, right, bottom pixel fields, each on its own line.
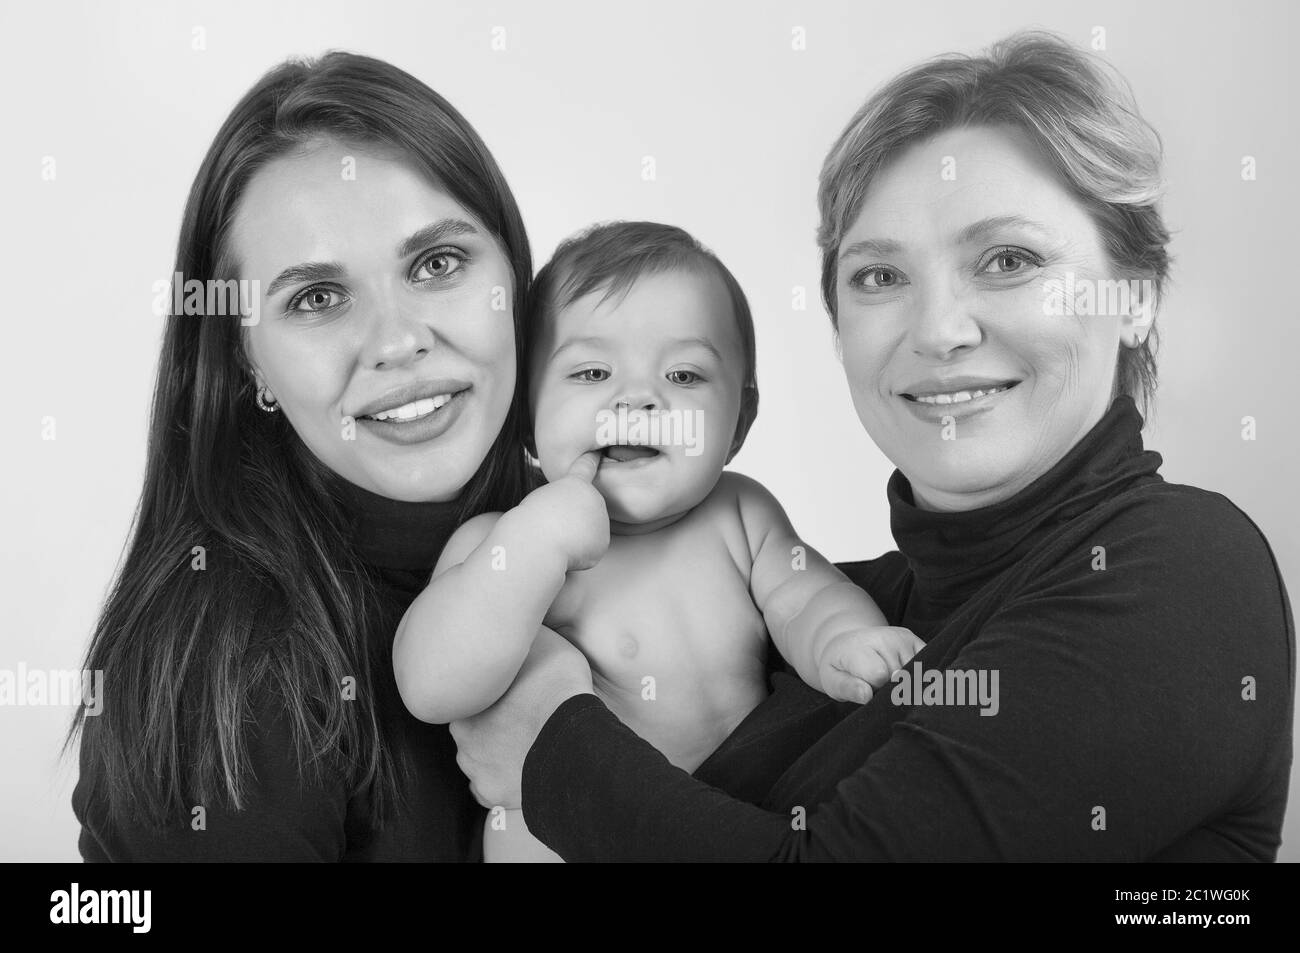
left=521, top=396, right=1296, bottom=861
left=74, top=484, right=482, bottom=862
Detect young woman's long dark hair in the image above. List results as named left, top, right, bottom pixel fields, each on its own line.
left=67, top=52, right=533, bottom=828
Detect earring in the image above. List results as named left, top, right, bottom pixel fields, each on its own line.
left=255, top=386, right=278, bottom=413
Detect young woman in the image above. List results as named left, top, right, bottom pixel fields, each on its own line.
left=69, top=52, right=534, bottom=861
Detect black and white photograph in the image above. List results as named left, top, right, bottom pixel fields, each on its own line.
left=3, top=0, right=1297, bottom=916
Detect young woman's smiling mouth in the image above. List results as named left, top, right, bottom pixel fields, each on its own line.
left=356, top=379, right=471, bottom=444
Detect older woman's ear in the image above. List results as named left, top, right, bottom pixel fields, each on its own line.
left=1120, top=279, right=1157, bottom=349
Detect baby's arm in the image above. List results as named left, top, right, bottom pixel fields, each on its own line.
left=393, top=452, right=608, bottom=724
left=733, top=473, right=925, bottom=703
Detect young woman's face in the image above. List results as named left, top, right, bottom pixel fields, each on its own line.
left=834, top=125, right=1150, bottom=511
left=234, top=141, right=516, bottom=502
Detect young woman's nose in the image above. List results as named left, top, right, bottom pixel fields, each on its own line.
left=906, top=285, right=982, bottom=360
left=360, top=300, right=436, bottom=370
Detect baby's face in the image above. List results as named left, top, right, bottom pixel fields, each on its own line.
left=530, top=268, right=747, bottom=531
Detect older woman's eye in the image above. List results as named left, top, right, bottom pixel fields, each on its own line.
left=288, top=286, right=346, bottom=313
left=980, top=247, right=1041, bottom=276
left=852, top=266, right=906, bottom=290
left=413, top=248, right=467, bottom=282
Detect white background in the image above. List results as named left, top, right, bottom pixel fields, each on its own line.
left=2, top=0, right=1296, bottom=860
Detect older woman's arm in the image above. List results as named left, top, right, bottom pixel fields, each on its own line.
left=521, top=490, right=1294, bottom=861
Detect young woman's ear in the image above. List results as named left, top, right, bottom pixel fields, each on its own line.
left=243, top=355, right=278, bottom=413
left=237, top=333, right=274, bottom=402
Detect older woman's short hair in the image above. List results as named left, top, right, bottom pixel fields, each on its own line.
left=818, top=30, right=1171, bottom=414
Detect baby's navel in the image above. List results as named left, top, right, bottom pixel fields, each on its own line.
left=618, top=634, right=640, bottom=659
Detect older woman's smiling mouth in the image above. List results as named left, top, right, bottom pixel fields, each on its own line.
left=898, top=377, right=1022, bottom=405
left=896, top=377, right=1023, bottom=423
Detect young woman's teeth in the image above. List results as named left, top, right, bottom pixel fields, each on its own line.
left=913, top=385, right=1010, bottom=405
left=371, top=394, right=452, bottom=421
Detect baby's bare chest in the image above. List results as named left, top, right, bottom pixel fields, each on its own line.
left=546, top=518, right=768, bottom=685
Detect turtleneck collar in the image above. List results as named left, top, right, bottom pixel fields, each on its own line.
left=887, top=395, right=1164, bottom=618
left=336, top=480, right=463, bottom=574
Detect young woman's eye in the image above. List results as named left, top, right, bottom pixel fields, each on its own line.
left=413, top=248, right=467, bottom=282
left=980, top=246, right=1041, bottom=276
left=570, top=368, right=610, bottom=383
left=288, top=286, right=347, bottom=313
left=667, top=369, right=701, bottom=386
left=851, top=266, right=907, bottom=290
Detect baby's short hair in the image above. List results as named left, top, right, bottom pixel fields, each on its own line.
left=524, top=221, right=759, bottom=461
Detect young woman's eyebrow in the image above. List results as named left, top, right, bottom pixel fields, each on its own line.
left=266, top=261, right=344, bottom=298
left=264, top=219, right=482, bottom=298
left=396, top=218, right=480, bottom=258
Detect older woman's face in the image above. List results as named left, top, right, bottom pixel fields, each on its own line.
left=234, top=140, right=516, bottom=502
left=834, top=125, right=1148, bottom=511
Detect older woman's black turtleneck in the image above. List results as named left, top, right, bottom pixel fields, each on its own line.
left=521, top=396, right=1295, bottom=861
left=73, top=484, right=482, bottom=862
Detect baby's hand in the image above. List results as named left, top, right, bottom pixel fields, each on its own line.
left=816, top=626, right=925, bottom=704
left=515, top=451, right=610, bottom=573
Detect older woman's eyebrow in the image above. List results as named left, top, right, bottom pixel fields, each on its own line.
left=266, top=261, right=344, bottom=298
left=955, top=215, right=1054, bottom=245
left=839, top=216, right=1055, bottom=263
left=396, top=218, right=480, bottom=258
left=839, top=237, right=903, bottom=261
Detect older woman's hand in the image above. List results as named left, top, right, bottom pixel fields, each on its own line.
left=450, top=626, right=594, bottom=811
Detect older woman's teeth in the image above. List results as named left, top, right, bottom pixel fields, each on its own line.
left=372, top=394, right=453, bottom=421
left=913, top=385, right=1009, bottom=405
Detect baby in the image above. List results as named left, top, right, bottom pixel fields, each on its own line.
left=393, top=222, right=923, bottom=861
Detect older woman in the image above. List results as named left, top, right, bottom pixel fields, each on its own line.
left=451, top=32, right=1295, bottom=861
left=70, top=53, right=534, bottom=860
